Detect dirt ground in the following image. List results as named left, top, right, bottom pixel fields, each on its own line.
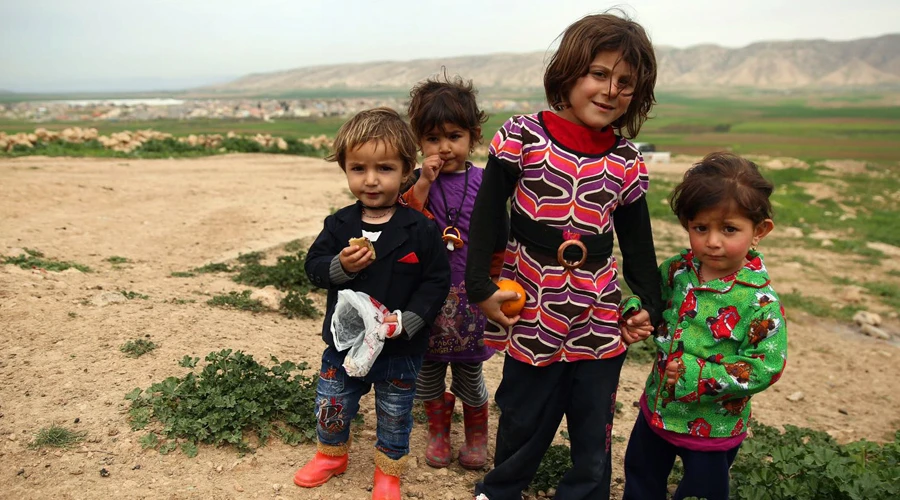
left=1, top=154, right=898, bottom=500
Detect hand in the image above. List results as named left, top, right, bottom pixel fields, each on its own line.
left=665, top=358, right=683, bottom=386
left=420, top=154, right=443, bottom=183
left=620, top=309, right=654, bottom=345
left=339, top=244, right=374, bottom=274
left=476, top=289, right=520, bottom=327
left=382, top=314, right=401, bottom=339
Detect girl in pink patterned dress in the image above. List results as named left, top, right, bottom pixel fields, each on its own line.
left=466, top=12, right=662, bottom=500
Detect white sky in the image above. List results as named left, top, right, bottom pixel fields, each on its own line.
left=1, top=0, right=898, bottom=92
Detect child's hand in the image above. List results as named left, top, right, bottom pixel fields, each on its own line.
left=419, top=154, right=443, bottom=184
left=665, top=358, right=683, bottom=386
left=382, top=314, right=401, bottom=339
left=620, top=309, right=654, bottom=345
left=476, top=288, right=520, bottom=327
left=339, top=244, right=374, bottom=274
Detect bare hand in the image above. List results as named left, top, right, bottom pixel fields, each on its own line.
left=620, top=309, right=654, bottom=345
left=665, top=358, right=683, bottom=386
left=420, top=154, right=443, bottom=183
left=339, top=244, right=374, bottom=274
left=382, top=314, right=401, bottom=339
left=476, top=289, right=520, bottom=327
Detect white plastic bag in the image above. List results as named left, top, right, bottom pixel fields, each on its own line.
left=330, top=290, right=402, bottom=377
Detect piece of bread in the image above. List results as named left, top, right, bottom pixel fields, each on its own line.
left=348, top=236, right=376, bottom=260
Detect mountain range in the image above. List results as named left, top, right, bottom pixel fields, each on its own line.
left=198, top=34, right=900, bottom=95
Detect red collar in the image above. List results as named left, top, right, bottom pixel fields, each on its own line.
left=542, top=111, right=616, bottom=154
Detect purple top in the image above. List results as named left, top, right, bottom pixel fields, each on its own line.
left=425, top=162, right=493, bottom=363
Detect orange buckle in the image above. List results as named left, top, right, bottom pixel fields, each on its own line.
left=557, top=239, right=587, bottom=270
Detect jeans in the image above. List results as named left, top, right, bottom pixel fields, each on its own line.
left=475, top=353, right=626, bottom=500
left=623, top=411, right=740, bottom=500
left=315, top=346, right=422, bottom=460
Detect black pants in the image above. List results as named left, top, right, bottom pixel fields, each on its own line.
left=623, top=412, right=740, bottom=500
left=475, top=353, right=625, bottom=500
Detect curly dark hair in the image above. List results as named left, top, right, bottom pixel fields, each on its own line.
left=407, top=69, right=488, bottom=151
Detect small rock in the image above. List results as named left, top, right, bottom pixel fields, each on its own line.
left=860, top=324, right=890, bottom=340
left=17, top=469, right=24, bottom=476
left=838, top=408, right=849, bottom=415
left=73, top=418, right=80, bottom=424
left=787, top=391, right=805, bottom=402
left=91, top=292, right=127, bottom=307
left=840, top=286, right=865, bottom=303
left=821, top=239, right=833, bottom=247
left=99, top=468, right=109, bottom=477
left=132, top=464, right=141, bottom=470
left=216, top=465, right=223, bottom=473
left=273, top=483, right=283, bottom=493
left=548, top=488, right=557, bottom=497
left=70, top=469, right=84, bottom=475
left=853, top=311, right=882, bottom=327
left=234, top=483, right=244, bottom=492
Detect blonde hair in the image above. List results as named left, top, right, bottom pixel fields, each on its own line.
left=327, top=107, right=417, bottom=175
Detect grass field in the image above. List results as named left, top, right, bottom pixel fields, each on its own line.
left=2, top=90, right=899, bottom=162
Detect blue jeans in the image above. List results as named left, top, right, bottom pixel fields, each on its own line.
left=315, top=346, right=422, bottom=460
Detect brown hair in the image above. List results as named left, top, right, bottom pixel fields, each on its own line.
left=326, top=107, right=417, bottom=175
left=407, top=70, right=488, bottom=150
left=544, top=12, right=657, bottom=139
left=670, top=152, right=775, bottom=227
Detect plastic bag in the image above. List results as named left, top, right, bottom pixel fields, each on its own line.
left=330, top=290, right=402, bottom=377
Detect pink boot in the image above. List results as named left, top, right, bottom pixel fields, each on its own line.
left=423, top=392, right=455, bottom=468
left=458, top=402, right=488, bottom=470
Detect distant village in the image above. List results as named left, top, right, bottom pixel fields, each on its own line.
left=1, top=97, right=540, bottom=123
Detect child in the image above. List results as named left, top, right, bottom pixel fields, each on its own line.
left=295, top=107, right=451, bottom=500
left=622, top=152, right=788, bottom=500
left=465, top=13, right=663, bottom=499
left=400, top=73, right=499, bottom=470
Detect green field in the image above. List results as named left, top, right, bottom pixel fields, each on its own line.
left=2, top=90, right=899, bottom=162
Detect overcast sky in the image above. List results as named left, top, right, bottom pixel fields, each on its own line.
left=1, top=0, right=898, bottom=92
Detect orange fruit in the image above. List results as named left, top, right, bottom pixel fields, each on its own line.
left=497, top=279, right=526, bottom=317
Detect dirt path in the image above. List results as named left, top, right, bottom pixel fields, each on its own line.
left=1, top=155, right=897, bottom=499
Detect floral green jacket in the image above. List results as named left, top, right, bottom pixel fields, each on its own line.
left=639, top=249, right=788, bottom=438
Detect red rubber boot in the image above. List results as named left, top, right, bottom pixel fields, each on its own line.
left=423, top=392, right=455, bottom=468
left=293, top=443, right=349, bottom=488
left=458, top=402, right=488, bottom=470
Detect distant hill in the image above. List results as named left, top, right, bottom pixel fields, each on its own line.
left=197, top=34, right=900, bottom=95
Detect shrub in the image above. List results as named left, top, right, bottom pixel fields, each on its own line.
left=120, top=338, right=157, bottom=358
left=125, top=350, right=319, bottom=455
left=30, top=425, right=87, bottom=449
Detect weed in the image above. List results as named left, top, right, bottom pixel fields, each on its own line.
left=529, top=432, right=573, bottom=494
left=193, top=262, right=231, bottom=274
left=120, top=338, right=158, bottom=358
left=206, top=290, right=266, bottom=312
left=280, top=290, right=320, bottom=319
left=283, top=239, right=304, bottom=253
left=30, top=425, right=87, bottom=449
left=125, top=349, right=318, bottom=455
left=106, top=256, right=130, bottom=264
left=3, top=254, right=92, bottom=273
left=170, top=271, right=196, bottom=278
left=729, top=421, right=900, bottom=499
left=68, top=311, right=77, bottom=318
left=236, top=252, right=265, bottom=265
left=23, top=247, right=44, bottom=257
left=861, top=281, right=900, bottom=310
left=121, top=290, right=149, bottom=300
left=625, top=338, right=656, bottom=365
left=780, top=291, right=857, bottom=322
left=167, top=298, right=196, bottom=305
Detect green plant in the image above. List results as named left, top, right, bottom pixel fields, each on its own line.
left=206, top=290, right=266, bottom=312
left=29, top=425, right=87, bottom=449
left=121, top=290, right=149, bottom=300
left=106, top=256, right=130, bottom=264
left=3, top=253, right=92, bottom=273
left=236, top=251, right=265, bottom=265
left=530, top=433, right=573, bottom=494
left=170, top=271, right=196, bottom=278
left=284, top=239, right=304, bottom=253
left=780, top=291, right=858, bottom=322
left=730, top=420, right=900, bottom=500
left=125, top=349, right=318, bottom=455
left=193, top=262, right=231, bottom=274
left=232, top=252, right=311, bottom=292
left=120, top=338, right=157, bottom=358
left=280, top=290, right=320, bottom=319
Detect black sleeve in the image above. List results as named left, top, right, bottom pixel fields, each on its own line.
left=304, top=216, right=342, bottom=290
left=613, top=195, right=663, bottom=326
left=465, top=155, right=518, bottom=303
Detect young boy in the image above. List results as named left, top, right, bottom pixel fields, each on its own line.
left=296, top=107, right=451, bottom=500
